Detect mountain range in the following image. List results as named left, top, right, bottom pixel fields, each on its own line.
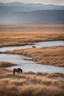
left=0, top=2, right=64, bottom=24
left=0, top=2, right=64, bottom=12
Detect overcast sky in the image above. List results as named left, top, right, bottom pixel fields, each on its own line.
left=0, top=0, right=64, bottom=5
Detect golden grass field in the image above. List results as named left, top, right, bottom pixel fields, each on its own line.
left=0, top=25, right=64, bottom=96
left=0, top=62, right=64, bottom=96
left=5, top=46, right=64, bottom=67
left=0, top=25, right=64, bottom=47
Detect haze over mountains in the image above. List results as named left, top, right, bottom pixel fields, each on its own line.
left=0, top=2, right=64, bottom=12
left=0, top=2, right=64, bottom=24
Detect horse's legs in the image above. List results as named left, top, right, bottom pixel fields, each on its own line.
left=13, top=70, right=15, bottom=75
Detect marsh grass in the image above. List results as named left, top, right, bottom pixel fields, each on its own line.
left=0, top=25, right=64, bottom=95
left=0, top=62, right=64, bottom=96
left=5, top=46, right=64, bottom=67
left=0, top=25, right=64, bottom=47
left=0, top=61, right=17, bottom=68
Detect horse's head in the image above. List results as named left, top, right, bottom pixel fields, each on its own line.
left=18, top=68, right=23, bottom=73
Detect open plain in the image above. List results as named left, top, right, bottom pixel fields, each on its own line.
left=0, top=25, right=64, bottom=96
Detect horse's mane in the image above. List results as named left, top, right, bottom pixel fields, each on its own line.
left=18, top=68, right=23, bottom=72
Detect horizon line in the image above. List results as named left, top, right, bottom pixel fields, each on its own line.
left=0, top=2, right=64, bottom=6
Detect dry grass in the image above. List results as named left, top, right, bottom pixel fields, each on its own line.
left=0, top=25, right=64, bottom=95
left=0, top=61, right=64, bottom=96
left=5, top=46, right=64, bottom=67
left=0, top=61, right=17, bottom=68
left=0, top=25, right=64, bottom=47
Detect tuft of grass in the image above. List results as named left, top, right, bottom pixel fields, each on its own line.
left=0, top=62, right=17, bottom=68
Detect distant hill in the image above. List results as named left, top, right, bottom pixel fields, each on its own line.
left=0, top=2, right=64, bottom=24
left=0, top=10, right=64, bottom=24
left=0, top=2, right=64, bottom=12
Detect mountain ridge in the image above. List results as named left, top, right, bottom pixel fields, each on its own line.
left=0, top=10, right=64, bottom=24
left=0, top=2, right=64, bottom=12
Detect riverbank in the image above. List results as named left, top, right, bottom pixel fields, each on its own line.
left=0, top=25, right=64, bottom=47
left=0, top=61, right=64, bottom=96
left=4, top=46, right=64, bottom=67
left=0, top=25, right=64, bottom=96
left=0, top=61, right=17, bottom=68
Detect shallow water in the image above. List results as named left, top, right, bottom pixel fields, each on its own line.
left=0, top=54, right=64, bottom=73
left=0, top=41, right=64, bottom=73
left=0, top=41, right=64, bottom=52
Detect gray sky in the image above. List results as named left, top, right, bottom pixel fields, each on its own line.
left=0, top=0, right=64, bottom=5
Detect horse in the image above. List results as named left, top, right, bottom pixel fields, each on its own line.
left=32, top=45, right=36, bottom=48
left=13, top=68, right=23, bottom=75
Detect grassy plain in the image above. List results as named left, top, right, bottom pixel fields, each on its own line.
left=0, top=25, right=64, bottom=47
left=0, top=25, right=64, bottom=96
left=0, top=62, right=64, bottom=96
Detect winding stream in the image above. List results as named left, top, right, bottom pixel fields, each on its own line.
left=0, top=41, right=64, bottom=73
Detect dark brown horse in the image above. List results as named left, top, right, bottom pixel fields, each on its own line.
left=13, top=68, right=23, bottom=75
left=32, top=45, right=36, bottom=48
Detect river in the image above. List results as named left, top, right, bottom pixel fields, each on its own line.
left=0, top=41, right=64, bottom=73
